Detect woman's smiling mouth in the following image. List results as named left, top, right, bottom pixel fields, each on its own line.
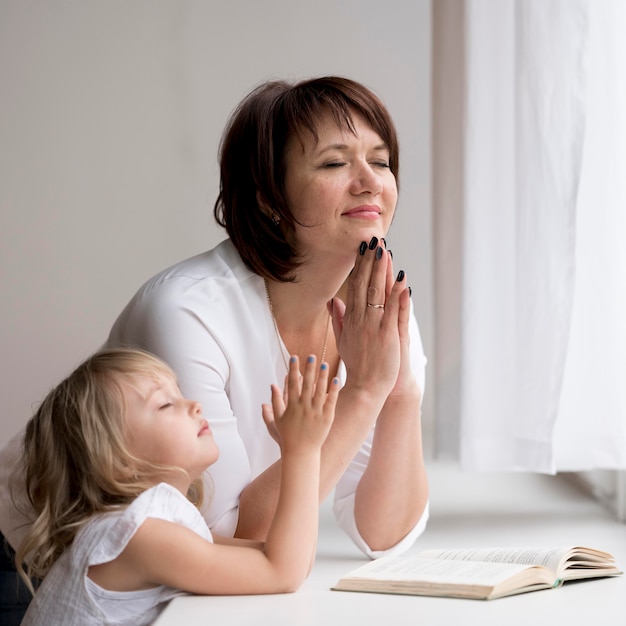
left=342, top=205, right=381, bottom=219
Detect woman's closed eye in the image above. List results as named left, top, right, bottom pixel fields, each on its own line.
left=322, top=160, right=389, bottom=169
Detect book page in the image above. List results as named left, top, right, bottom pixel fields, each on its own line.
left=339, top=556, right=550, bottom=587
left=416, top=547, right=567, bottom=574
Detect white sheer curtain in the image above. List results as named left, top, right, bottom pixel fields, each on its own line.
left=433, top=0, right=626, bottom=473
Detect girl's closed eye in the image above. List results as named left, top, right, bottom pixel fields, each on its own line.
left=159, top=402, right=173, bottom=410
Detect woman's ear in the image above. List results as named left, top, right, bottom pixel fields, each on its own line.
left=256, top=191, right=280, bottom=225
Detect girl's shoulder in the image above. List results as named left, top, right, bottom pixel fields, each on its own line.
left=78, top=484, right=212, bottom=567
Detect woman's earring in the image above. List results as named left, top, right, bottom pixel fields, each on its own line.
left=271, top=213, right=281, bottom=226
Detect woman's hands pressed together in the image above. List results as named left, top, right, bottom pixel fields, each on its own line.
left=330, top=236, right=415, bottom=402
left=326, top=237, right=427, bottom=552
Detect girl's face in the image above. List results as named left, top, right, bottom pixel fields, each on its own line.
left=283, top=110, right=397, bottom=261
left=121, top=372, right=219, bottom=488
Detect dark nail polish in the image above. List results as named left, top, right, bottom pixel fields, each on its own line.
left=381, top=237, right=386, bottom=248
left=359, top=241, right=367, bottom=255
left=397, top=270, right=405, bottom=282
left=375, top=246, right=383, bottom=260
left=368, top=236, right=378, bottom=250
left=409, top=286, right=413, bottom=297
left=388, top=249, right=393, bottom=259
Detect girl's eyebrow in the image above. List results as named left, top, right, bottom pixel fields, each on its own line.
left=140, top=380, right=165, bottom=401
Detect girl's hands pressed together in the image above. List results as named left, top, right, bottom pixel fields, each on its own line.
left=261, top=355, right=339, bottom=452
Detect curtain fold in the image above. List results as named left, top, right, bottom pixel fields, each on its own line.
left=433, top=0, right=626, bottom=473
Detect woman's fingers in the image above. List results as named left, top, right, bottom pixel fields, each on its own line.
left=366, top=242, right=387, bottom=311
left=336, top=239, right=412, bottom=395
left=347, top=237, right=389, bottom=317
left=381, top=268, right=407, bottom=320
left=328, top=296, right=345, bottom=346
left=396, top=273, right=410, bottom=339
left=384, top=242, right=395, bottom=301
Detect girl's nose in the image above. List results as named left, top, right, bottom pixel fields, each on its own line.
left=188, top=399, right=202, bottom=416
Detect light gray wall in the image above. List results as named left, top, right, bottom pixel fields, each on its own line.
left=0, top=0, right=432, bottom=447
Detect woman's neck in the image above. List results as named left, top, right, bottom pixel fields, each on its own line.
left=266, top=267, right=347, bottom=331
left=264, top=257, right=350, bottom=376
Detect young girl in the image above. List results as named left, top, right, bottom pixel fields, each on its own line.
left=16, top=347, right=338, bottom=626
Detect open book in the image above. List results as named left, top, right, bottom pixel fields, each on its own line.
left=332, top=546, right=622, bottom=600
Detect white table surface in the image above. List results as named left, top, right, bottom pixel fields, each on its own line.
left=154, top=463, right=626, bottom=626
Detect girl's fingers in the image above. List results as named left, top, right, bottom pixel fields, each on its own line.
left=261, top=403, right=274, bottom=428
left=313, top=362, right=330, bottom=406
left=269, top=383, right=285, bottom=417
left=286, top=355, right=301, bottom=401
left=325, top=376, right=340, bottom=413
left=300, top=355, right=316, bottom=397
left=261, top=400, right=282, bottom=445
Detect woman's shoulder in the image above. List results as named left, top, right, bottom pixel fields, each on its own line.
left=140, top=239, right=254, bottom=291
left=107, top=239, right=265, bottom=337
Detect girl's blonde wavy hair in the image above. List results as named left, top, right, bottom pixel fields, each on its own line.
left=15, top=347, right=204, bottom=594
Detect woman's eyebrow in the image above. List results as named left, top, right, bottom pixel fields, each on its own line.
left=316, top=142, right=350, bottom=155
left=316, top=142, right=389, bottom=156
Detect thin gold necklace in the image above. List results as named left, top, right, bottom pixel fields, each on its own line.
left=264, top=279, right=331, bottom=381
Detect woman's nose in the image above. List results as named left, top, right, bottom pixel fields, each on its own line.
left=350, top=161, right=383, bottom=195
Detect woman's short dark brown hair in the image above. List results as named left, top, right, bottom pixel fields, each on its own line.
left=213, top=76, right=399, bottom=281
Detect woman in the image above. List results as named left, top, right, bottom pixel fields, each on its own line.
left=0, top=78, right=428, bottom=595
left=106, top=76, right=429, bottom=556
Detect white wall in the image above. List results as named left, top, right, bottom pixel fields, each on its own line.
left=0, top=0, right=432, bottom=447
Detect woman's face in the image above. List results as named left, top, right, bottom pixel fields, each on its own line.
left=283, top=110, right=397, bottom=260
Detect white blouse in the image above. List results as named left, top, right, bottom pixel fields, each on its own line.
left=21, top=483, right=212, bottom=626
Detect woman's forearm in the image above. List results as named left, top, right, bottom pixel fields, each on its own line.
left=353, top=389, right=429, bottom=551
